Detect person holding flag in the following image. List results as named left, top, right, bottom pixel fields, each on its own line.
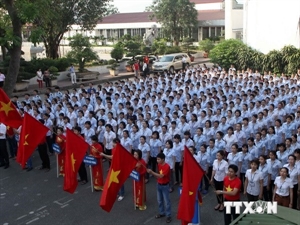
left=0, top=120, right=9, bottom=169
left=90, top=135, right=104, bottom=191
left=37, top=119, right=51, bottom=172
left=133, top=150, right=147, bottom=210
left=55, top=127, right=66, bottom=176
left=147, top=153, right=172, bottom=223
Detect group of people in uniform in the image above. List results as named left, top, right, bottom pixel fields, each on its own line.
left=1, top=65, right=300, bottom=224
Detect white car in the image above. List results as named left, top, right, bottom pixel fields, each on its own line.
left=152, top=53, right=191, bottom=73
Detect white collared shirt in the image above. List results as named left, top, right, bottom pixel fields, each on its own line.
left=104, top=131, right=116, bottom=149
left=212, top=159, right=229, bottom=182
left=0, top=123, right=6, bottom=139
left=274, top=176, right=293, bottom=196
left=245, top=169, right=263, bottom=196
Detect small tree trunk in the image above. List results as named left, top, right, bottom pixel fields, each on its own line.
left=3, top=46, right=21, bottom=97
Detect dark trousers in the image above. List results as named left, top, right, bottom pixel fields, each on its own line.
left=0, top=81, right=3, bottom=87
left=201, top=173, right=209, bottom=191
left=292, top=184, right=298, bottom=209
left=175, top=162, right=183, bottom=183
left=263, top=186, right=269, bottom=201
left=7, top=136, right=17, bottom=157
left=214, top=179, right=224, bottom=203
left=78, top=162, right=88, bottom=182
left=45, top=77, right=51, bottom=87
left=207, top=166, right=213, bottom=180
left=268, top=180, right=275, bottom=201
left=38, top=143, right=50, bottom=169
left=149, top=156, right=157, bottom=173
left=247, top=193, right=259, bottom=202
left=46, top=136, right=53, bottom=154
left=240, top=173, right=245, bottom=193
left=224, top=204, right=239, bottom=225
left=0, top=139, right=9, bottom=166
left=105, top=148, right=112, bottom=167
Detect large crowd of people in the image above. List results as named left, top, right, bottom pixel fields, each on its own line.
left=1, top=64, right=300, bottom=225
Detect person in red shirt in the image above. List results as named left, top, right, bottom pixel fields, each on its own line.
left=90, top=135, right=104, bottom=191
left=55, top=127, right=66, bottom=176
left=133, top=60, right=140, bottom=77
left=147, top=153, right=172, bottom=223
left=133, top=149, right=147, bottom=210
left=215, top=164, right=241, bottom=225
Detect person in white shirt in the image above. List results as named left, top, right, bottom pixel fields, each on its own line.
left=0, top=122, right=9, bottom=168
left=258, top=155, right=269, bottom=201
left=120, top=130, right=133, bottom=153
left=43, top=113, right=54, bottom=155
left=244, top=160, right=263, bottom=202
left=163, top=140, right=176, bottom=192
left=273, top=167, right=294, bottom=208
left=210, top=150, right=228, bottom=211
left=83, top=121, right=95, bottom=145
left=0, top=71, right=6, bottom=87
left=173, top=134, right=183, bottom=185
left=283, top=155, right=300, bottom=209
left=103, top=124, right=116, bottom=166
left=196, top=144, right=210, bottom=194
left=223, top=127, right=238, bottom=155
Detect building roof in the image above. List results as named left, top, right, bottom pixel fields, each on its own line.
left=190, top=0, right=223, bottom=3
left=99, top=10, right=224, bottom=24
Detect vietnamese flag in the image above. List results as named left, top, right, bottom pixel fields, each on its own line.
left=177, top=146, right=205, bottom=225
left=0, top=89, right=22, bottom=128
left=64, top=129, right=89, bottom=194
left=100, top=143, right=138, bottom=212
left=16, top=112, right=49, bottom=168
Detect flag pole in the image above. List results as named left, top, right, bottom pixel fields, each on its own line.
left=133, top=180, right=136, bottom=210
left=89, top=165, right=93, bottom=192
left=56, top=154, right=59, bottom=178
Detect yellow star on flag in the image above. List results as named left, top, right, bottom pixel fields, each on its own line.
left=0, top=101, right=14, bottom=116
left=71, top=153, right=76, bottom=172
left=189, top=191, right=193, bottom=196
left=225, top=185, right=233, bottom=192
left=24, top=134, right=29, bottom=146
left=108, top=169, right=120, bottom=188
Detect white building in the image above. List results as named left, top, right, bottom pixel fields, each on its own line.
left=66, top=0, right=225, bottom=42
left=243, top=0, right=300, bottom=53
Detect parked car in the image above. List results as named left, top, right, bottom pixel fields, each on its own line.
left=152, top=53, right=191, bottom=73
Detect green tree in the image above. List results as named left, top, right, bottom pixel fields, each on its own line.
left=198, top=39, right=215, bottom=53
left=66, top=34, right=98, bottom=72
left=147, top=0, right=198, bottom=46
left=209, top=39, right=245, bottom=69
left=0, top=0, right=46, bottom=97
left=30, top=0, right=110, bottom=59
left=103, top=3, right=119, bottom=16
left=110, top=45, right=124, bottom=61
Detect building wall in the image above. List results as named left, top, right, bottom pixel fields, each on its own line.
left=225, top=0, right=243, bottom=39
left=243, top=0, right=300, bottom=54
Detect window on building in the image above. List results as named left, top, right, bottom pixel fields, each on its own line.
left=216, top=27, right=222, bottom=37
left=127, top=29, right=132, bottom=36
left=141, top=28, right=146, bottom=36
left=120, top=29, right=124, bottom=37
left=210, top=27, right=216, bottom=37
left=202, top=27, right=209, bottom=40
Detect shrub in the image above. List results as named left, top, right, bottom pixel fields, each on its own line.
left=198, top=39, right=215, bottom=53
left=108, top=59, right=116, bottom=65
left=165, top=46, right=181, bottom=54
left=110, top=46, right=124, bottom=61
left=17, top=72, right=36, bottom=82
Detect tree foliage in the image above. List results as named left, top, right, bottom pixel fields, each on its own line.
left=198, top=39, right=215, bottom=53
left=29, top=0, right=110, bottom=59
left=66, top=34, right=98, bottom=72
left=147, top=0, right=198, bottom=46
left=210, top=39, right=300, bottom=74
left=110, top=45, right=124, bottom=62
left=103, top=3, right=119, bottom=16
left=0, top=0, right=47, bottom=97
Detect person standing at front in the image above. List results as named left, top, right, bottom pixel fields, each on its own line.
left=69, top=64, right=77, bottom=85
left=147, top=153, right=172, bottom=223
left=244, top=160, right=263, bottom=202
left=215, top=164, right=241, bottom=225
left=210, top=150, right=228, bottom=212
left=0, top=121, right=9, bottom=169
left=273, top=167, right=294, bottom=208
left=0, top=70, right=5, bottom=88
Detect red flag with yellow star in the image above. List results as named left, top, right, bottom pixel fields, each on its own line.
left=100, top=143, right=138, bottom=212
left=0, top=89, right=22, bottom=128
left=64, top=129, right=89, bottom=194
left=16, top=112, right=49, bottom=168
left=177, top=146, right=205, bottom=225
